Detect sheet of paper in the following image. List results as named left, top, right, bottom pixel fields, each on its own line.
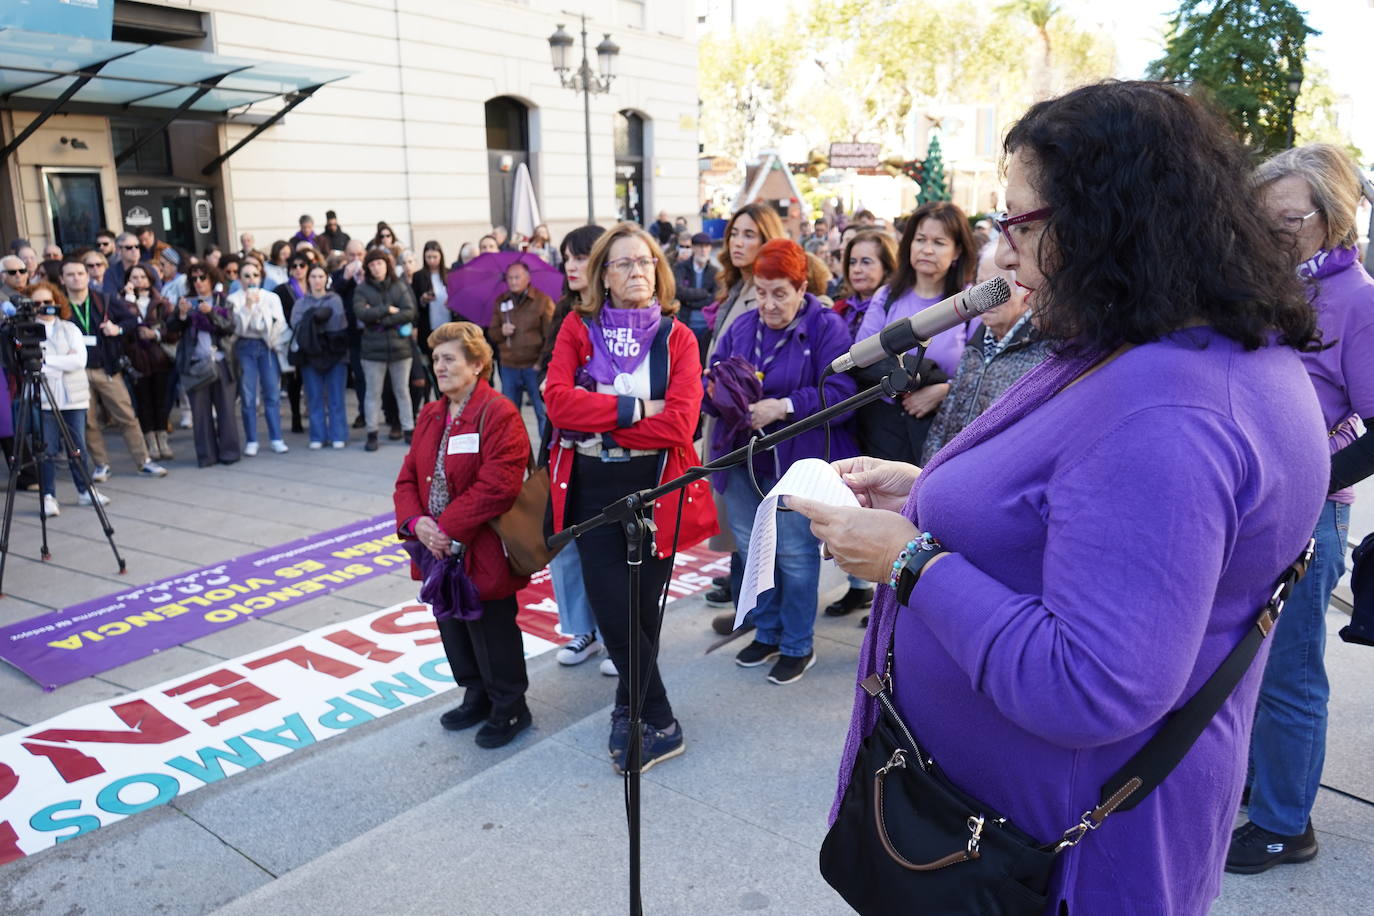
left=735, top=458, right=861, bottom=628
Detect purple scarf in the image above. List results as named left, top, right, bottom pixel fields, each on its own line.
left=404, top=541, right=482, bottom=621
left=842, top=294, right=873, bottom=338
left=289, top=277, right=306, bottom=301
left=1296, top=245, right=1357, bottom=284
left=584, top=301, right=662, bottom=385
left=831, top=343, right=1106, bottom=822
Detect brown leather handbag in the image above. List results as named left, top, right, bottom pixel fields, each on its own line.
left=476, top=401, right=559, bottom=577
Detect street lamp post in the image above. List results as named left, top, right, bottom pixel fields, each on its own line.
left=548, top=17, right=619, bottom=225
left=1285, top=62, right=1304, bottom=149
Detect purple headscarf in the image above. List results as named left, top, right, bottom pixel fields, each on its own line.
left=831, top=343, right=1105, bottom=822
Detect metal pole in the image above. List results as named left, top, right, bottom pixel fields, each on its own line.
left=581, top=15, right=595, bottom=225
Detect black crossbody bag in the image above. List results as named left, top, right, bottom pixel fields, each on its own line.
left=819, top=540, right=1315, bottom=915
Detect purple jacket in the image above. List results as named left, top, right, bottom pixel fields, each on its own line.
left=888, top=329, right=1327, bottom=913
left=703, top=294, right=859, bottom=484
left=855, top=284, right=978, bottom=378
left=1302, top=257, right=1374, bottom=503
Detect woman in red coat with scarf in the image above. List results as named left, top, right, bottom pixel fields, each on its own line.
left=394, top=321, right=532, bottom=749
left=544, top=222, right=716, bottom=774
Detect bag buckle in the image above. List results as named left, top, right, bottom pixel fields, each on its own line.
left=967, top=814, right=986, bottom=856
left=1056, top=811, right=1100, bottom=851
left=876, top=748, right=906, bottom=777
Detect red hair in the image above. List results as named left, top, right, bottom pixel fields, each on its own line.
left=752, top=238, right=807, bottom=289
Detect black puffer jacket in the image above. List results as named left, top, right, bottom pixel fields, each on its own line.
left=354, top=277, right=417, bottom=362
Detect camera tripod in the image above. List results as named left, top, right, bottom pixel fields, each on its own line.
left=0, top=364, right=125, bottom=596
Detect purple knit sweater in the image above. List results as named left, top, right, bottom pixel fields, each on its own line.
left=837, top=328, right=1328, bottom=914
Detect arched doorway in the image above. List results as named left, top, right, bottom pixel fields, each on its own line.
left=486, top=96, right=530, bottom=230
left=615, top=110, right=647, bottom=225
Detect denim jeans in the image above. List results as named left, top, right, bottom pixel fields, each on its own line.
left=548, top=538, right=597, bottom=636
left=1248, top=499, right=1349, bottom=835
left=722, top=466, right=822, bottom=657
left=40, top=408, right=92, bottom=498
left=498, top=365, right=545, bottom=431
left=302, top=362, right=348, bottom=444
left=236, top=337, right=282, bottom=444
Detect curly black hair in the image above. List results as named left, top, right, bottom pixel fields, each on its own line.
left=1004, top=81, right=1317, bottom=352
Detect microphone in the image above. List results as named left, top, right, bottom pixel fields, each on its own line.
left=829, top=276, right=1011, bottom=374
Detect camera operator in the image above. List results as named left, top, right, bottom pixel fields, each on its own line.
left=1, top=255, right=29, bottom=306
left=59, top=257, right=167, bottom=481
left=23, top=282, right=103, bottom=517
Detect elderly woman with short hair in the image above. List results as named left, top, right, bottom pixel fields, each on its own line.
left=393, top=321, right=533, bottom=748
left=1232, top=143, right=1374, bottom=875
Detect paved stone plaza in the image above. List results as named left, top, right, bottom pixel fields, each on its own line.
left=0, top=406, right=1370, bottom=915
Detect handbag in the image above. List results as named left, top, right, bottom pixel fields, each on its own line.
left=475, top=400, right=562, bottom=577
left=819, top=541, right=1316, bottom=915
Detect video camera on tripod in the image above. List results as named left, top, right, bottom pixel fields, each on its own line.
left=0, top=295, right=55, bottom=376
left=0, top=293, right=126, bottom=594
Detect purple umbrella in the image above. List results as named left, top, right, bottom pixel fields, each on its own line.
left=446, top=251, right=563, bottom=326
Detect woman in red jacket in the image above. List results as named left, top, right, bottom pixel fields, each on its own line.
left=393, top=321, right=533, bottom=749
left=544, top=222, right=716, bottom=773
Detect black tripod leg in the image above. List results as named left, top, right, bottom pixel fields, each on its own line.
left=0, top=380, right=40, bottom=593
left=37, top=377, right=126, bottom=575
left=622, top=512, right=648, bottom=916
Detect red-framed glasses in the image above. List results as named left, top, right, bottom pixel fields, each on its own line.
left=992, top=207, right=1056, bottom=253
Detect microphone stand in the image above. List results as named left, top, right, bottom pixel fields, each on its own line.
left=549, top=352, right=927, bottom=916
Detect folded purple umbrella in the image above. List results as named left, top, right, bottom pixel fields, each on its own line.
left=404, top=541, right=483, bottom=621
left=706, top=354, right=763, bottom=459
left=446, top=251, right=564, bottom=326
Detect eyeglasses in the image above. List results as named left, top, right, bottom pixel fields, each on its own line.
left=119, top=244, right=139, bottom=250
left=606, top=256, right=657, bottom=275
left=1279, top=209, right=1320, bottom=232
left=189, top=274, right=209, bottom=281
left=4, top=268, right=27, bottom=275
left=992, top=207, right=1056, bottom=254
left=290, top=262, right=308, bottom=270
left=83, top=261, right=102, bottom=268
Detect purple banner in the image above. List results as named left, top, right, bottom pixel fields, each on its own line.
left=0, top=514, right=407, bottom=690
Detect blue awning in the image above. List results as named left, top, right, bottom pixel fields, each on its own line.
left=0, top=27, right=351, bottom=112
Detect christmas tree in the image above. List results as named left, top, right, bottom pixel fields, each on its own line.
left=917, top=134, right=949, bottom=204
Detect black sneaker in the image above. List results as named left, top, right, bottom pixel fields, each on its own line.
left=404, top=430, right=413, bottom=445
left=735, top=640, right=780, bottom=667
left=608, top=704, right=631, bottom=762
left=474, top=706, right=532, bottom=748
left=439, top=697, right=490, bottom=731
left=824, top=586, right=874, bottom=617
left=364, top=432, right=379, bottom=452
left=704, top=585, right=733, bottom=608
left=768, top=651, right=817, bottom=685
left=615, top=719, right=685, bottom=774
left=1225, top=820, right=1318, bottom=874
left=353, top=415, right=366, bottom=429
left=711, top=575, right=728, bottom=589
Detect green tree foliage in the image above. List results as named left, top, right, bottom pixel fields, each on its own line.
left=1148, top=0, right=1314, bottom=154
left=698, top=0, right=1115, bottom=161
left=919, top=135, right=949, bottom=203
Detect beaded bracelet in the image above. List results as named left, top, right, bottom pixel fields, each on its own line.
left=888, top=532, right=940, bottom=589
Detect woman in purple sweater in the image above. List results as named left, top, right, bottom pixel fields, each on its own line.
left=791, top=82, right=1330, bottom=914
left=1230, top=144, right=1374, bottom=874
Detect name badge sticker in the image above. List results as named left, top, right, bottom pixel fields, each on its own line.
left=82, top=335, right=98, bottom=347
left=448, top=433, right=480, bottom=455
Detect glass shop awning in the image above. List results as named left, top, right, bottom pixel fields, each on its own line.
left=0, top=27, right=352, bottom=172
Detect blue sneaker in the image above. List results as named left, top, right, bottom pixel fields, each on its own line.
left=615, top=719, right=685, bottom=774
left=608, top=704, right=631, bottom=762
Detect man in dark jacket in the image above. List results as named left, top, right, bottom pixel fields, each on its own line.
left=673, top=232, right=718, bottom=346
left=60, top=257, right=167, bottom=480
left=486, top=261, right=553, bottom=431
left=102, top=232, right=149, bottom=296
left=319, top=210, right=351, bottom=254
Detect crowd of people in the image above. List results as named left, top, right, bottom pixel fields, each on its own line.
left=5, top=79, right=1372, bottom=914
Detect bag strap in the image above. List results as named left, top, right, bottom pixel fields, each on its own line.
left=1055, top=538, right=1317, bottom=851
left=474, top=394, right=534, bottom=474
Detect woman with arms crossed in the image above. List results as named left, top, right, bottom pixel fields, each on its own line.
left=790, top=82, right=1329, bottom=913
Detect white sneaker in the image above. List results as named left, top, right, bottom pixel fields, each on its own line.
left=269, top=439, right=289, bottom=454
left=556, top=633, right=601, bottom=666
left=331, top=441, right=346, bottom=449
left=243, top=442, right=259, bottom=457
left=308, top=441, right=323, bottom=450
left=42, top=495, right=60, bottom=517
left=139, top=460, right=168, bottom=477
left=91, top=464, right=111, bottom=483
left=78, top=489, right=111, bottom=507
left=179, top=414, right=193, bottom=429
left=600, top=657, right=618, bottom=677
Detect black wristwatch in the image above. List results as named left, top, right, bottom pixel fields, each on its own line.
left=895, top=544, right=947, bottom=604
